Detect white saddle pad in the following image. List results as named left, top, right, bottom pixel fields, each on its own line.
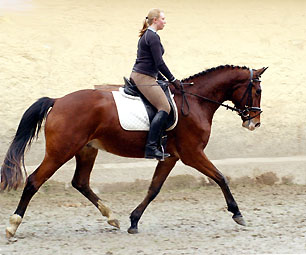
left=112, top=87, right=178, bottom=131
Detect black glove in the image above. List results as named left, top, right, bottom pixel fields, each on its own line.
left=171, top=79, right=182, bottom=90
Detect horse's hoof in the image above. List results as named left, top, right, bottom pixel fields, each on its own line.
left=127, top=227, right=138, bottom=234
left=107, top=219, right=120, bottom=229
left=233, top=215, right=247, bottom=226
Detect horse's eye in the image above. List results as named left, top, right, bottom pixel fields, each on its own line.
left=256, top=89, right=262, bottom=95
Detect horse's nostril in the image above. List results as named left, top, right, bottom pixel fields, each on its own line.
left=255, top=122, right=261, bottom=128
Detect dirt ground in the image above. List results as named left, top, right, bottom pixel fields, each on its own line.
left=0, top=180, right=306, bottom=255
left=1, top=0, right=306, bottom=160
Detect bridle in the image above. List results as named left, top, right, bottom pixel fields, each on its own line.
left=177, top=68, right=262, bottom=121
left=236, top=68, right=263, bottom=121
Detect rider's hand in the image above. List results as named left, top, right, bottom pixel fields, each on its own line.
left=171, top=79, right=182, bottom=90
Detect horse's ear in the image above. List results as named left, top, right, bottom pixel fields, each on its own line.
left=256, top=67, right=268, bottom=77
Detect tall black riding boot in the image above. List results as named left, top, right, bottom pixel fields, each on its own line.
left=145, top=110, right=171, bottom=160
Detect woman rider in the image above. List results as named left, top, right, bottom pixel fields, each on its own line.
left=130, top=8, right=181, bottom=160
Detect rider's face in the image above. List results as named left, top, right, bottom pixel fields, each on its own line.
left=154, top=12, right=166, bottom=31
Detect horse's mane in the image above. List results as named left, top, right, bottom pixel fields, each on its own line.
left=181, top=65, right=249, bottom=82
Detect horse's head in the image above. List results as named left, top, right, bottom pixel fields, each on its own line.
left=232, top=67, right=268, bottom=131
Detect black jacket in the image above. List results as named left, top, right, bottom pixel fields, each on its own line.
left=132, top=29, right=174, bottom=81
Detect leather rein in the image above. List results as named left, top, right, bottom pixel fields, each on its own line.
left=176, top=68, right=262, bottom=121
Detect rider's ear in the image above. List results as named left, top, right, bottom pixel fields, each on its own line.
left=256, top=67, right=268, bottom=77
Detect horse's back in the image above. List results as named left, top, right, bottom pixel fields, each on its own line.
left=52, top=88, right=116, bottom=110
left=46, top=89, right=117, bottom=137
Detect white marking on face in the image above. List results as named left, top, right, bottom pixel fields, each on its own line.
left=242, top=119, right=258, bottom=131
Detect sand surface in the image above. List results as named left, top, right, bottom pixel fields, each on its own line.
left=1, top=0, right=306, bottom=254
left=0, top=0, right=306, bottom=161
left=0, top=182, right=306, bottom=254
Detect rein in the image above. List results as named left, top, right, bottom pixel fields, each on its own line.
left=177, top=68, right=262, bottom=121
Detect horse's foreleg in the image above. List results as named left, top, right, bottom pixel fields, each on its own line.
left=72, top=145, right=120, bottom=229
left=128, top=157, right=178, bottom=234
left=182, top=151, right=246, bottom=226
left=6, top=157, right=64, bottom=238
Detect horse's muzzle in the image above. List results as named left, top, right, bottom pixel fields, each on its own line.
left=242, top=119, right=261, bottom=131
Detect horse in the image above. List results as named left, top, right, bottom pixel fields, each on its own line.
left=1, top=65, right=267, bottom=238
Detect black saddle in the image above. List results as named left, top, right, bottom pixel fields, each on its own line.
left=123, top=77, right=176, bottom=130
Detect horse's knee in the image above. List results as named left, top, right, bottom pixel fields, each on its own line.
left=147, top=184, right=163, bottom=201
left=218, top=174, right=229, bottom=185
left=130, top=209, right=142, bottom=225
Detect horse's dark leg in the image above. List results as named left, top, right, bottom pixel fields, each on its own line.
left=72, top=145, right=120, bottom=229
left=6, top=157, right=64, bottom=238
left=181, top=151, right=246, bottom=226
left=128, top=157, right=178, bottom=234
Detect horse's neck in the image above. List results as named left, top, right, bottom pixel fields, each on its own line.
left=183, top=70, right=244, bottom=119
left=192, top=72, right=235, bottom=103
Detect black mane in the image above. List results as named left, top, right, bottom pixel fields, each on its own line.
left=181, top=65, right=249, bottom=82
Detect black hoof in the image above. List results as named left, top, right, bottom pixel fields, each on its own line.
left=127, top=227, right=138, bottom=234
left=232, top=215, right=247, bottom=226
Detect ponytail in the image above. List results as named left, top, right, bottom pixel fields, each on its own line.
left=139, top=18, right=149, bottom=37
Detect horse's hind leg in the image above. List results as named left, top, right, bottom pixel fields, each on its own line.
left=6, top=157, right=64, bottom=238
left=72, top=145, right=120, bottom=229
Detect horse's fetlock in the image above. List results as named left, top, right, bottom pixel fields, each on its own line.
left=227, top=203, right=239, bottom=215
left=130, top=211, right=140, bottom=222
left=97, top=200, right=111, bottom=218
left=6, top=214, right=22, bottom=238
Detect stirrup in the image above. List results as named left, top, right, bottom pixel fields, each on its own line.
left=160, top=145, right=168, bottom=161
left=145, top=146, right=170, bottom=161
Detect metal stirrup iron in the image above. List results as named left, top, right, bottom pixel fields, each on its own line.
left=160, top=145, right=165, bottom=161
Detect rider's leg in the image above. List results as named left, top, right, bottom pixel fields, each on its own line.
left=130, top=72, right=170, bottom=113
left=130, top=72, right=171, bottom=160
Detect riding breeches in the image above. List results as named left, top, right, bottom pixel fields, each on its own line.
left=130, top=72, right=170, bottom=114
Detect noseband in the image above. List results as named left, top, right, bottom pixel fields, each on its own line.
left=177, top=68, right=262, bottom=121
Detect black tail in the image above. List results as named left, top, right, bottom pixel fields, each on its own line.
left=1, top=97, right=55, bottom=190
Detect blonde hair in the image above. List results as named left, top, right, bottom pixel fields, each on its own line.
left=139, top=8, right=163, bottom=37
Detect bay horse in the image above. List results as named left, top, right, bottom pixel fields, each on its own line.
left=1, top=65, right=267, bottom=238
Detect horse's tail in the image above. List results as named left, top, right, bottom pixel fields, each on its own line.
left=1, top=97, right=55, bottom=191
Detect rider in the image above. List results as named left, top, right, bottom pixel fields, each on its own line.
left=130, top=8, right=181, bottom=160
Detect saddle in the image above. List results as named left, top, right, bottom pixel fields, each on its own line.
left=122, top=77, right=177, bottom=130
